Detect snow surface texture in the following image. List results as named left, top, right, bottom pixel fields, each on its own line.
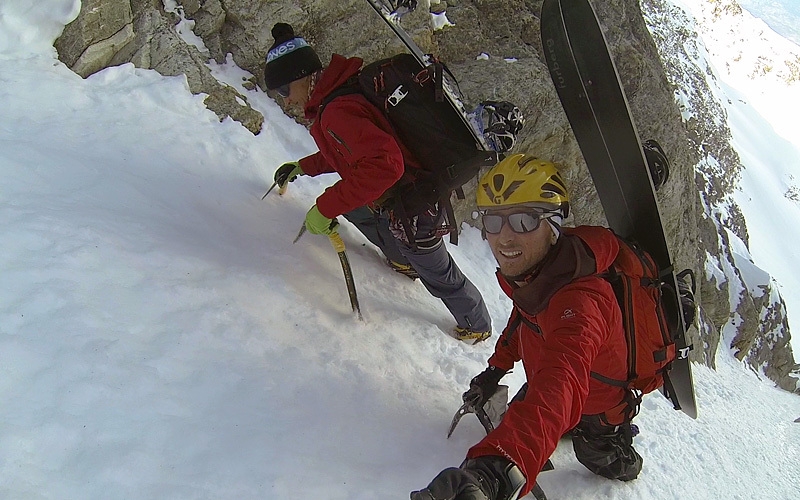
left=0, top=0, right=799, bottom=499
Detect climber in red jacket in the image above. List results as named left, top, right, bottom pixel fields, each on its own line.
left=264, top=22, right=491, bottom=342
left=412, top=154, right=643, bottom=500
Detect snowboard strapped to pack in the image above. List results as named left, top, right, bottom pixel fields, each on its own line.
left=541, top=0, right=697, bottom=417
left=319, top=53, right=523, bottom=245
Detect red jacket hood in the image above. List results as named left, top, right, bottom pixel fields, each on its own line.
left=497, top=225, right=620, bottom=315
left=566, top=225, right=620, bottom=271
left=305, top=54, right=363, bottom=120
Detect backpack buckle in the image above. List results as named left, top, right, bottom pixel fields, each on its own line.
left=387, top=84, right=408, bottom=107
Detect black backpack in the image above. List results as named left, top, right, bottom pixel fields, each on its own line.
left=319, top=53, right=519, bottom=244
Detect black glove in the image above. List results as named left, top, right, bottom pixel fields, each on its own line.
left=410, top=456, right=525, bottom=500
left=463, top=365, right=507, bottom=409
left=273, top=161, right=303, bottom=188
left=410, top=467, right=488, bottom=500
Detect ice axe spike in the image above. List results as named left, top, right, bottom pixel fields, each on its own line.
left=261, top=180, right=292, bottom=200
left=261, top=181, right=278, bottom=200
left=446, top=401, right=494, bottom=439
left=446, top=402, right=471, bottom=439
left=292, top=223, right=307, bottom=244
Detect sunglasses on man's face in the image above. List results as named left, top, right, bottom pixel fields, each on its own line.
left=276, top=84, right=291, bottom=98
left=482, top=211, right=549, bottom=234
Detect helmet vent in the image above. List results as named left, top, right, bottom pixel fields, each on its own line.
left=518, top=155, right=538, bottom=168
left=542, top=181, right=567, bottom=198
left=492, top=173, right=505, bottom=192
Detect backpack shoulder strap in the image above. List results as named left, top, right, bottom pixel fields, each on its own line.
left=318, top=76, right=363, bottom=121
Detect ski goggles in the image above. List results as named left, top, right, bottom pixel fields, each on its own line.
left=481, top=211, right=550, bottom=234
left=275, top=84, right=291, bottom=98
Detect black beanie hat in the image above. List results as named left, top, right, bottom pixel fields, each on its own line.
left=264, top=23, right=323, bottom=90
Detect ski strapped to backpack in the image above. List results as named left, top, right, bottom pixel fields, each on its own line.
left=318, top=53, right=522, bottom=246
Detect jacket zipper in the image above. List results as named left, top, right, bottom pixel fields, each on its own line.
left=327, top=128, right=352, bottom=157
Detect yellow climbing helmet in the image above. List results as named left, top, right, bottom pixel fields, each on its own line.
left=476, top=154, right=570, bottom=217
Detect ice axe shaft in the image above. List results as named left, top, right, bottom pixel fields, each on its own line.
left=293, top=221, right=362, bottom=320
left=329, top=232, right=363, bottom=321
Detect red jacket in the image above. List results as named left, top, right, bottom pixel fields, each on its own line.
left=298, top=54, right=421, bottom=219
left=467, top=226, right=629, bottom=496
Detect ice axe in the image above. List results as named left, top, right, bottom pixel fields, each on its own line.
left=328, top=231, right=363, bottom=321
left=447, top=385, right=509, bottom=439
left=293, top=221, right=363, bottom=320
left=446, top=401, right=557, bottom=498
left=445, top=385, right=552, bottom=500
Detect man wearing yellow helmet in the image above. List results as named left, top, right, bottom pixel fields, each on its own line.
left=412, top=154, right=642, bottom=500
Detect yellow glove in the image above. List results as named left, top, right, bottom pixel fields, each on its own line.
left=305, top=205, right=338, bottom=235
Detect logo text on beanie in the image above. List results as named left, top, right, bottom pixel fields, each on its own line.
left=267, top=38, right=310, bottom=62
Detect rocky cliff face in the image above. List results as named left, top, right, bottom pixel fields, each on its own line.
left=55, top=0, right=264, bottom=133
left=642, top=0, right=798, bottom=391
left=54, top=0, right=798, bottom=393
